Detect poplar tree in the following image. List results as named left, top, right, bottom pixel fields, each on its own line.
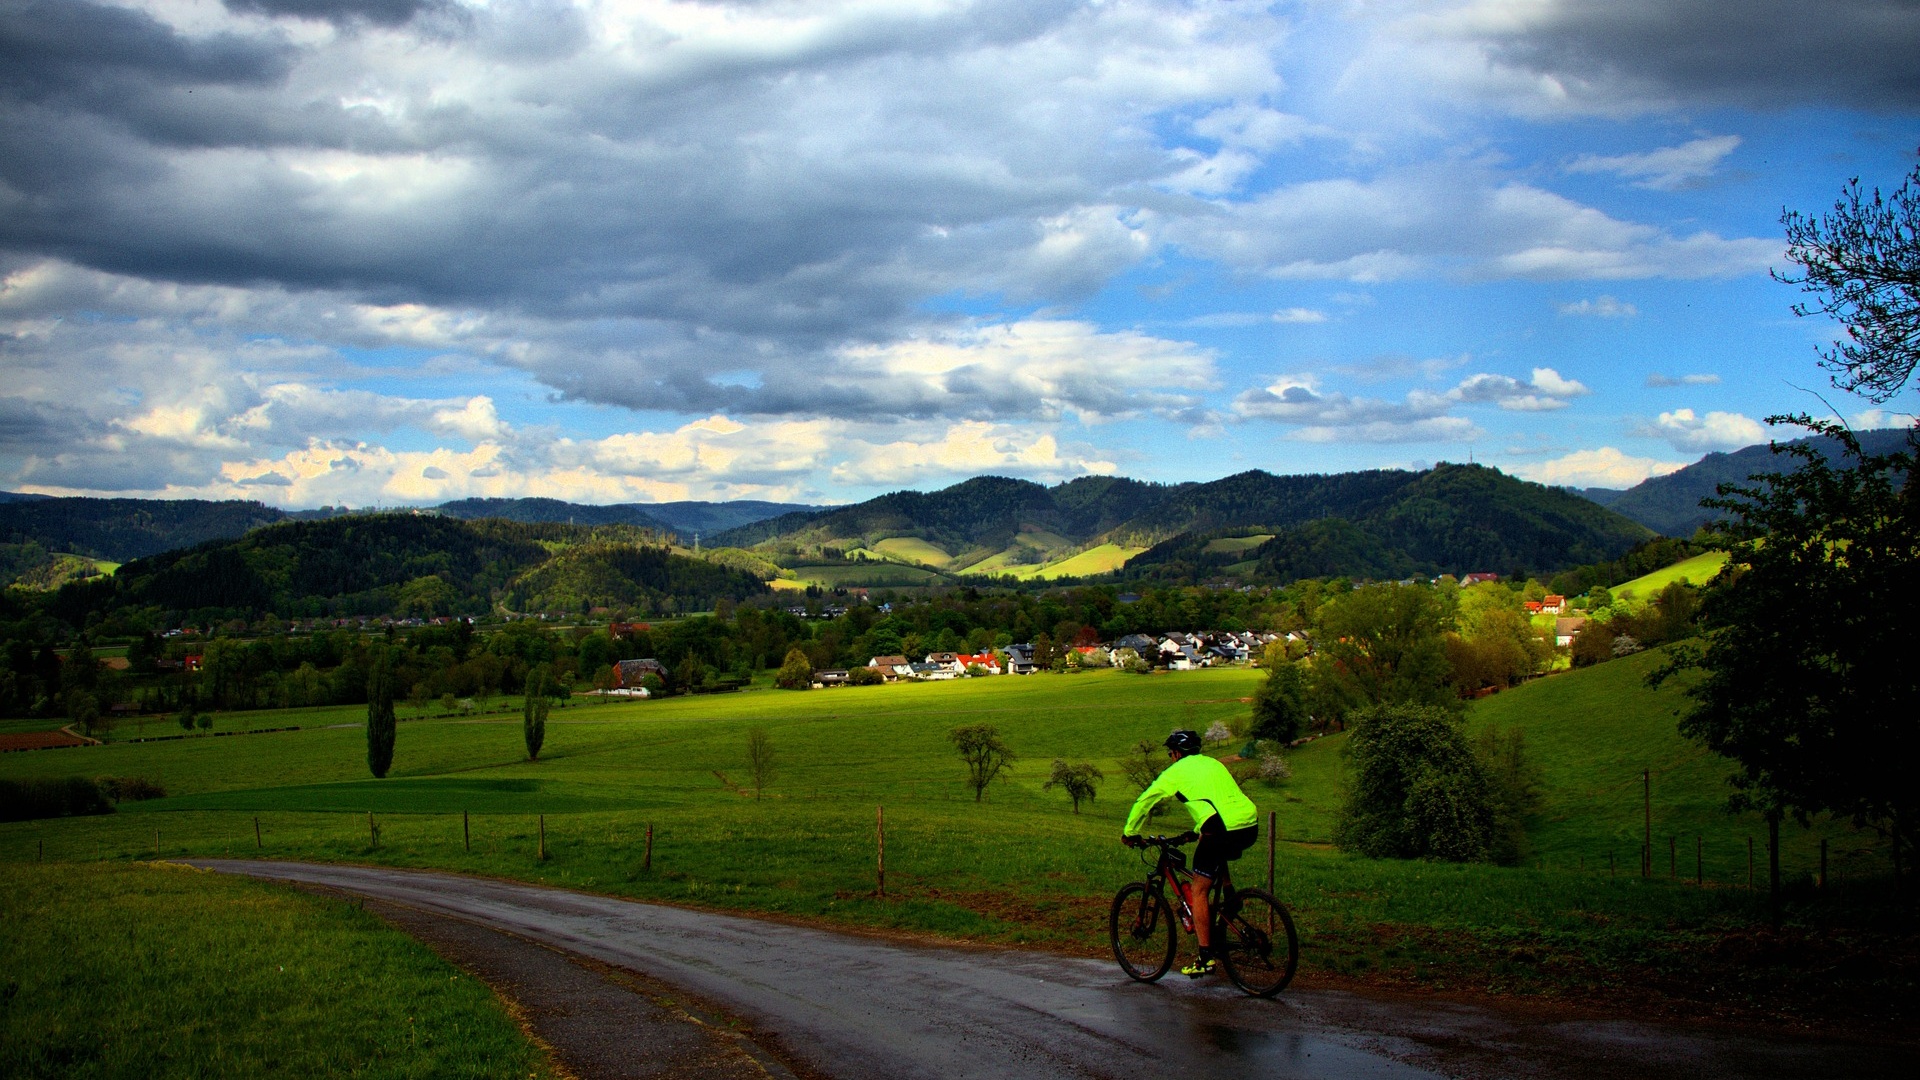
left=366, top=652, right=396, bottom=779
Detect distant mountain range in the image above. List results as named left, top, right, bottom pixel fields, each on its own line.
left=1570, top=427, right=1913, bottom=537
left=0, top=495, right=821, bottom=563
left=5, top=425, right=1910, bottom=591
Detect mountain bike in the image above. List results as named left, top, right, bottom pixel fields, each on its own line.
left=1110, top=832, right=1298, bottom=997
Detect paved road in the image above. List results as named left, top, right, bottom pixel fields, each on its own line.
left=191, top=861, right=1908, bottom=1080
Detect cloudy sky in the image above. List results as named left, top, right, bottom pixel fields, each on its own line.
left=3, top=0, right=1917, bottom=508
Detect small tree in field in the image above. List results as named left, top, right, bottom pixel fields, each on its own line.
left=1250, top=659, right=1309, bottom=743
left=1119, top=739, right=1163, bottom=793
left=523, top=667, right=550, bottom=761
left=1043, top=760, right=1103, bottom=813
left=775, top=648, right=813, bottom=690
left=949, top=723, right=1015, bottom=802
left=366, top=653, right=396, bottom=779
left=745, top=727, right=776, bottom=799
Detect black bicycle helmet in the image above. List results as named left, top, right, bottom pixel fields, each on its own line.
left=1164, top=729, right=1202, bottom=754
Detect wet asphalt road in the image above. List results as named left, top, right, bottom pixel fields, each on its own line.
left=189, top=860, right=1910, bottom=1080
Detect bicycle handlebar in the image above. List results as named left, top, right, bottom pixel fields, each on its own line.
left=1126, top=831, right=1199, bottom=848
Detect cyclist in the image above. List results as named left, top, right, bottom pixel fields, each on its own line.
left=1122, top=729, right=1260, bottom=977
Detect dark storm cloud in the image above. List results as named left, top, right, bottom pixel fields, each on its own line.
left=1488, top=0, right=1920, bottom=111
left=224, top=0, right=436, bottom=29
left=0, top=0, right=290, bottom=98
left=0, top=0, right=1271, bottom=429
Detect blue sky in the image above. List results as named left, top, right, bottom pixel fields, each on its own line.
left=2, top=0, right=1916, bottom=507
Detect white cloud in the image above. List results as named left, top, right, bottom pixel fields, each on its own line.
left=1511, top=447, right=1688, bottom=488
left=1565, top=135, right=1742, bottom=190
left=1446, top=367, right=1590, bottom=411
left=1271, top=307, right=1328, bottom=324
left=1645, top=372, right=1720, bottom=387
left=1559, top=295, right=1637, bottom=317
left=1851, top=409, right=1918, bottom=430
left=1642, top=408, right=1770, bottom=452
left=1160, top=166, right=1778, bottom=283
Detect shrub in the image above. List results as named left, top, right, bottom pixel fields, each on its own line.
left=846, top=665, right=885, bottom=686
left=0, top=777, right=115, bottom=822
left=1334, top=703, right=1495, bottom=862
left=1203, top=720, right=1233, bottom=745
left=97, top=776, right=167, bottom=802
left=1256, top=752, right=1292, bottom=782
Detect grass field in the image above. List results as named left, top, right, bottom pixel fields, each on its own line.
left=870, top=537, right=952, bottom=567
left=1202, top=535, right=1273, bottom=554
left=1, top=659, right=1905, bottom=1017
left=787, top=563, right=947, bottom=587
left=0, top=862, right=555, bottom=1079
left=1611, top=551, right=1730, bottom=602
left=963, top=543, right=1145, bottom=580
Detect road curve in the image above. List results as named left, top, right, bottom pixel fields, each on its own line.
left=189, top=861, right=1906, bottom=1080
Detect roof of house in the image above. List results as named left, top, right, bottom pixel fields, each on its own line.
left=869, top=655, right=909, bottom=668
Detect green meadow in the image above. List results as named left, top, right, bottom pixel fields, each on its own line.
left=0, top=862, right=556, bottom=1080
left=1610, top=550, right=1730, bottom=601
left=1, top=660, right=1900, bottom=1010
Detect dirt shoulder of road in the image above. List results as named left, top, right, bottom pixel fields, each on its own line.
left=289, top=883, right=828, bottom=1080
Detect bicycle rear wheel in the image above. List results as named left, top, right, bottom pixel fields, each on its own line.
left=1216, top=888, right=1298, bottom=997
left=1109, top=882, right=1176, bottom=982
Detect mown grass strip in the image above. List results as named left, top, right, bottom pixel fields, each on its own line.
left=0, top=862, right=557, bottom=1080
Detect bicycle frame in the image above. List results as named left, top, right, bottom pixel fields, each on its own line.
left=1131, top=833, right=1234, bottom=931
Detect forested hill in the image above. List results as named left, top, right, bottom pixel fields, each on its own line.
left=1596, top=427, right=1912, bottom=537
left=433, top=497, right=818, bottom=537
left=1122, top=463, right=1653, bottom=581
left=0, top=497, right=291, bottom=561
left=40, top=516, right=766, bottom=627
left=710, top=475, right=1187, bottom=551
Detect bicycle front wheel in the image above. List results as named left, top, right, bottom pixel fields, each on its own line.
left=1109, top=882, right=1176, bottom=982
left=1216, top=888, right=1298, bottom=997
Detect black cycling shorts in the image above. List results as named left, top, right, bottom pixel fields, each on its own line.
left=1191, top=816, right=1258, bottom=880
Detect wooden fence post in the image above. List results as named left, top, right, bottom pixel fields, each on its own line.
left=876, top=805, right=886, bottom=898
left=538, top=815, right=547, bottom=862
left=464, top=810, right=470, bottom=853
left=254, top=816, right=262, bottom=849
left=368, top=811, right=378, bottom=850
left=154, top=828, right=160, bottom=857
left=644, top=824, right=653, bottom=872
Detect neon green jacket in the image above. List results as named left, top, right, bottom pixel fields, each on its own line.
left=1123, top=754, right=1259, bottom=835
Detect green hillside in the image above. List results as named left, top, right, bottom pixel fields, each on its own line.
left=1610, top=551, right=1730, bottom=602
left=1468, top=649, right=1860, bottom=877
left=36, top=515, right=765, bottom=625
left=1126, top=464, right=1653, bottom=582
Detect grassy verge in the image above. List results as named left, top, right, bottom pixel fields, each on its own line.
left=0, top=862, right=557, bottom=1079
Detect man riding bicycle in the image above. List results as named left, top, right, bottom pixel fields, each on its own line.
left=1121, top=729, right=1260, bottom=977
